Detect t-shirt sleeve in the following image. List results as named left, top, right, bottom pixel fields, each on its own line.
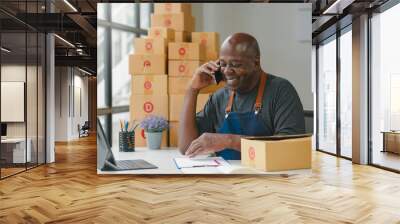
left=195, top=94, right=217, bottom=134
left=272, top=80, right=306, bottom=135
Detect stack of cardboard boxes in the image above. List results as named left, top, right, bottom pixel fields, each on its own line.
left=129, top=3, right=224, bottom=147
left=129, top=26, right=170, bottom=147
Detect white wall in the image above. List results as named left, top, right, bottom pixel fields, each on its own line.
left=55, top=67, right=89, bottom=141
left=192, top=3, right=313, bottom=110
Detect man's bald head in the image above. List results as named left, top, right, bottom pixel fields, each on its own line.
left=220, top=33, right=260, bottom=58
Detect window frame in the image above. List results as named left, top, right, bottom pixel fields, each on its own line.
left=367, top=0, right=400, bottom=173
left=97, top=3, right=153, bottom=146
left=315, top=23, right=353, bottom=161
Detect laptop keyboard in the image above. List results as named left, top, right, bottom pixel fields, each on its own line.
left=115, top=159, right=157, bottom=170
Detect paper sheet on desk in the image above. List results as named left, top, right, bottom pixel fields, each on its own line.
left=174, top=157, right=226, bottom=169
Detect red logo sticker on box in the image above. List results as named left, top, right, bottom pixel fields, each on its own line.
left=164, top=19, right=171, bottom=27
left=145, top=42, right=153, bottom=50
left=178, top=47, right=186, bottom=56
left=201, top=38, right=207, bottom=46
left=144, top=80, right=152, bottom=90
left=248, top=146, right=255, bottom=160
left=178, top=64, right=186, bottom=73
left=141, top=129, right=146, bottom=139
left=143, top=101, right=154, bottom=113
left=143, top=60, right=151, bottom=68
left=155, top=30, right=160, bottom=36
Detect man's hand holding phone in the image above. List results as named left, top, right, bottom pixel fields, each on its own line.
left=189, top=60, right=222, bottom=92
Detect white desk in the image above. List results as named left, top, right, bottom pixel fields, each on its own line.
left=1, top=138, right=32, bottom=163
left=98, top=147, right=311, bottom=175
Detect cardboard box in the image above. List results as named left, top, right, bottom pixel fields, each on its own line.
left=151, top=13, right=195, bottom=32
left=169, top=94, right=209, bottom=121
left=131, top=75, right=167, bottom=95
left=148, top=27, right=175, bottom=42
left=130, top=94, right=168, bottom=120
left=174, top=31, right=191, bottom=42
left=168, top=42, right=206, bottom=60
left=134, top=125, right=168, bottom=147
left=154, top=3, right=191, bottom=15
left=206, top=51, right=219, bottom=61
left=192, top=32, right=220, bottom=52
left=241, top=135, right=312, bottom=172
left=169, top=121, right=179, bottom=147
left=134, top=37, right=167, bottom=55
left=168, top=77, right=225, bottom=94
left=129, top=54, right=166, bottom=75
left=168, top=77, right=190, bottom=94
left=168, top=60, right=203, bottom=77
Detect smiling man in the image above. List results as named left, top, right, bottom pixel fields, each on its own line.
left=178, top=33, right=305, bottom=160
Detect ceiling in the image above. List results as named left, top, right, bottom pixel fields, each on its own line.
left=0, top=0, right=394, bottom=75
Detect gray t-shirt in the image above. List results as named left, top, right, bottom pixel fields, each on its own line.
left=196, top=74, right=305, bottom=136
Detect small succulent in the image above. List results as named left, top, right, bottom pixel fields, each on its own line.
left=140, top=115, right=168, bottom=132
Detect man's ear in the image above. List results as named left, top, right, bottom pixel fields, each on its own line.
left=254, top=56, right=261, bottom=68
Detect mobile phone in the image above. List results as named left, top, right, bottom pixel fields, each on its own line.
left=214, top=69, right=224, bottom=84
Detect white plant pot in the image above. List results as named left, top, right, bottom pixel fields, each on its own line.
left=145, top=131, right=163, bottom=149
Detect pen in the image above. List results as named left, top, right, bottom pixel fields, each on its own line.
left=192, top=165, right=220, bottom=168
left=120, top=120, right=123, bottom=132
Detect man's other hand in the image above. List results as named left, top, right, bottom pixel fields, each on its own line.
left=185, top=133, right=226, bottom=157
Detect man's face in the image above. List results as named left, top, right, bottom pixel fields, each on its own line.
left=219, top=47, right=259, bottom=92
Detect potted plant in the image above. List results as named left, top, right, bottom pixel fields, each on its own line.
left=140, top=115, right=168, bottom=149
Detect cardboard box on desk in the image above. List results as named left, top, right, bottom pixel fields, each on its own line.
left=130, top=94, right=169, bottom=120
left=241, top=135, right=312, bottom=172
left=174, top=31, right=191, bottom=42
left=134, top=37, right=167, bottom=55
left=169, top=94, right=210, bottom=121
left=148, top=27, right=175, bottom=42
left=134, top=126, right=168, bottom=147
left=169, top=60, right=203, bottom=77
left=131, top=75, right=167, bottom=95
left=168, top=42, right=205, bottom=61
left=129, top=54, right=166, bottom=75
left=168, top=77, right=225, bottom=94
left=154, top=3, right=191, bottom=15
left=151, top=13, right=195, bottom=32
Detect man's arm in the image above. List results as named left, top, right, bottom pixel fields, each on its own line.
left=273, top=80, right=306, bottom=135
left=178, top=61, right=220, bottom=155
left=184, top=133, right=242, bottom=157
left=178, top=88, right=200, bottom=154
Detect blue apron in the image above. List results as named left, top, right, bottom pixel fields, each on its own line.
left=216, top=73, right=269, bottom=160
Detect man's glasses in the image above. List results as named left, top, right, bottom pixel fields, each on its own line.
left=219, top=61, right=243, bottom=69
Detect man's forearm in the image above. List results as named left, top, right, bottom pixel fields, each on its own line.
left=204, top=133, right=242, bottom=152
left=178, top=87, right=200, bottom=154
left=219, top=133, right=242, bottom=151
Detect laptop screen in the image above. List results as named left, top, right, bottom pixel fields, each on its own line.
left=97, top=118, right=117, bottom=170
left=1, top=123, right=7, bottom=137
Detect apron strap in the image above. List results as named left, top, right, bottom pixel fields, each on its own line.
left=224, top=73, right=268, bottom=116
left=225, top=90, right=235, bottom=115
left=254, top=73, right=267, bottom=114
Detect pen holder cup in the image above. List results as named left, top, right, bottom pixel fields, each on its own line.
left=119, top=131, right=135, bottom=152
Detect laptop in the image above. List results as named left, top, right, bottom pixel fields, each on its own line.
left=97, top=118, right=157, bottom=171
left=1, top=123, right=7, bottom=140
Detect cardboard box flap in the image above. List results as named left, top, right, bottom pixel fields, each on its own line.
left=243, top=134, right=312, bottom=141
